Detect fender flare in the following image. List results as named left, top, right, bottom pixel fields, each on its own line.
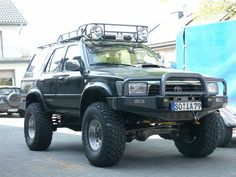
left=26, top=88, right=49, bottom=112
left=80, top=82, right=113, bottom=115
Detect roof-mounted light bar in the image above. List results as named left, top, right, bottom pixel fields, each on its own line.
left=57, top=23, right=148, bottom=43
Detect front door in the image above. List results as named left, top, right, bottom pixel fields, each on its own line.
left=56, top=44, right=84, bottom=114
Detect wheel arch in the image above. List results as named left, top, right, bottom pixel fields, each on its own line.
left=26, top=89, right=48, bottom=112
left=80, top=82, right=113, bottom=117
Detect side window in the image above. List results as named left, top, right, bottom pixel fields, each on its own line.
left=46, top=47, right=65, bottom=73
left=63, top=45, right=81, bottom=70
left=27, top=49, right=49, bottom=73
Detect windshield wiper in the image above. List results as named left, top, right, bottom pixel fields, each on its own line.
left=135, top=63, right=166, bottom=68
left=90, top=62, right=134, bottom=67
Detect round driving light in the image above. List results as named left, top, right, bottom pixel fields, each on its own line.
left=137, top=27, right=148, bottom=41
left=90, top=25, right=103, bottom=39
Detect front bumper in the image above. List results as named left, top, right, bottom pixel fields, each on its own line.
left=108, top=95, right=227, bottom=121
left=108, top=73, right=228, bottom=121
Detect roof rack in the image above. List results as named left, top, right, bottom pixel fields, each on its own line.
left=39, top=23, right=148, bottom=49
left=38, top=42, right=59, bottom=49
left=58, top=23, right=148, bottom=43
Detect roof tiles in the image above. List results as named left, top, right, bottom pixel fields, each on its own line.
left=0, top=0, right=27, bottom=25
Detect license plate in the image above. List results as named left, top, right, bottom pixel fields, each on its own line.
left=8, top=109, right=18, bottom=112
left=171, top=102, right=202, bottom=112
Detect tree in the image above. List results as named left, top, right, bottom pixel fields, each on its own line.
left=196, top=0, right=236, bottom=21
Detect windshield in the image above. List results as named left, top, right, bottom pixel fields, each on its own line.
left=86, top=43, right=163, bottom=67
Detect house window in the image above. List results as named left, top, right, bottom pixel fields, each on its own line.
left=0, top=70, right=15, bottom=86
left=0, top=31, right=3, bottom=59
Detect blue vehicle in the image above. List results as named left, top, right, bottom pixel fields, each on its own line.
left=176, top=20, right=236, bottom=147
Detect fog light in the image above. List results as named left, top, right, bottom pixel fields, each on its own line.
left=216, top=98, right=223, bottom=102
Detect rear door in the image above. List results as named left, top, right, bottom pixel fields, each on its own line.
left=38, top=47, right=65, bottom=110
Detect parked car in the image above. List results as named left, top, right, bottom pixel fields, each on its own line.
left=0, top=86, right=25, bottom=117
left=21, top=23, right=227, bottom=167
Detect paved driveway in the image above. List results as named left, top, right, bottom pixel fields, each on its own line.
left=0, top=115, right=236, bottom=177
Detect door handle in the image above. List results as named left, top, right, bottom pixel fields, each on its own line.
left=58, top=75, right=69, bottom=80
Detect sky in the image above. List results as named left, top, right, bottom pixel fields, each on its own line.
left=12, top=0, right=199, bottom=51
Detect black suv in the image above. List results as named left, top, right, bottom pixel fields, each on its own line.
left=21, top=23, right=228, bottom=167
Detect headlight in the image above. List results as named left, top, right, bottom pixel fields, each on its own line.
left=206, top=82, right=218, bottom=95
left=128, top=82, right=148, bottom=96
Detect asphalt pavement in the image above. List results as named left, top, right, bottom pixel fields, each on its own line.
left=0, top=115, right=236, bottom=177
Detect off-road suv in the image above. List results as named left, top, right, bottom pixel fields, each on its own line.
left=21, top=23, right=228, bottom=167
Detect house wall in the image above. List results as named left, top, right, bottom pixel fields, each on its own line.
left=0, top=25, right=31, bottom=87
left=0, top=25, right=23, bottom=58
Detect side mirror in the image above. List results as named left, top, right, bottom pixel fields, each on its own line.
left=65, top=60, right=81, bottom=71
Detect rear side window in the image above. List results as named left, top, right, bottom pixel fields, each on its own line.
left=27, top=49, right=49, bottom=73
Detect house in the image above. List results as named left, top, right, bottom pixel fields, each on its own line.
left=148, top=11, right=194, bottom=67
left=0, top=0, right=29, bottom=86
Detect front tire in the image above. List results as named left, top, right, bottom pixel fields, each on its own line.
left=24, top=103, right=53, bottom=151
left=82, top=102, right=125, bottom=167
left=174, top=112, right=220, bottom=158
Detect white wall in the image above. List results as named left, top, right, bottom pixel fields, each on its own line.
left=0, top=25, right=31, bottom=86
left=0, top=25, right=23, bottom=58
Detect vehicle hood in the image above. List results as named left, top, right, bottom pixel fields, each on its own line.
left=89, top=66, right=189, bottom=79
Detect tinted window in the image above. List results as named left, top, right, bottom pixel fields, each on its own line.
left=46, top=47, right=65, bottom=73
left=64, top=45, right=81, bottom=70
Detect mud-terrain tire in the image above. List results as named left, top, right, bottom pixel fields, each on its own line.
left=24, top=103, right=53, bottom=150
left=217, top=115, right=232, bottom=147
left=174, top=112, right=220, bottom=158
left=82, top=102, right=125, bottom=167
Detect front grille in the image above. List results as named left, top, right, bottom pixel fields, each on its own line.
left=148, top=84, right=203, bottom=96
left=148, top=85, right=159, bottom=96
left=166, top=85, right=202, bottom=92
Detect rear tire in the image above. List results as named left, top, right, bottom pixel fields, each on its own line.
left=174, top=112, right=220, bottom=158
left=24, top=103, right=53, bottom=151
left=82, top=102, right=125, bottom=167
left=217, top=115, right=232, bottom=147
